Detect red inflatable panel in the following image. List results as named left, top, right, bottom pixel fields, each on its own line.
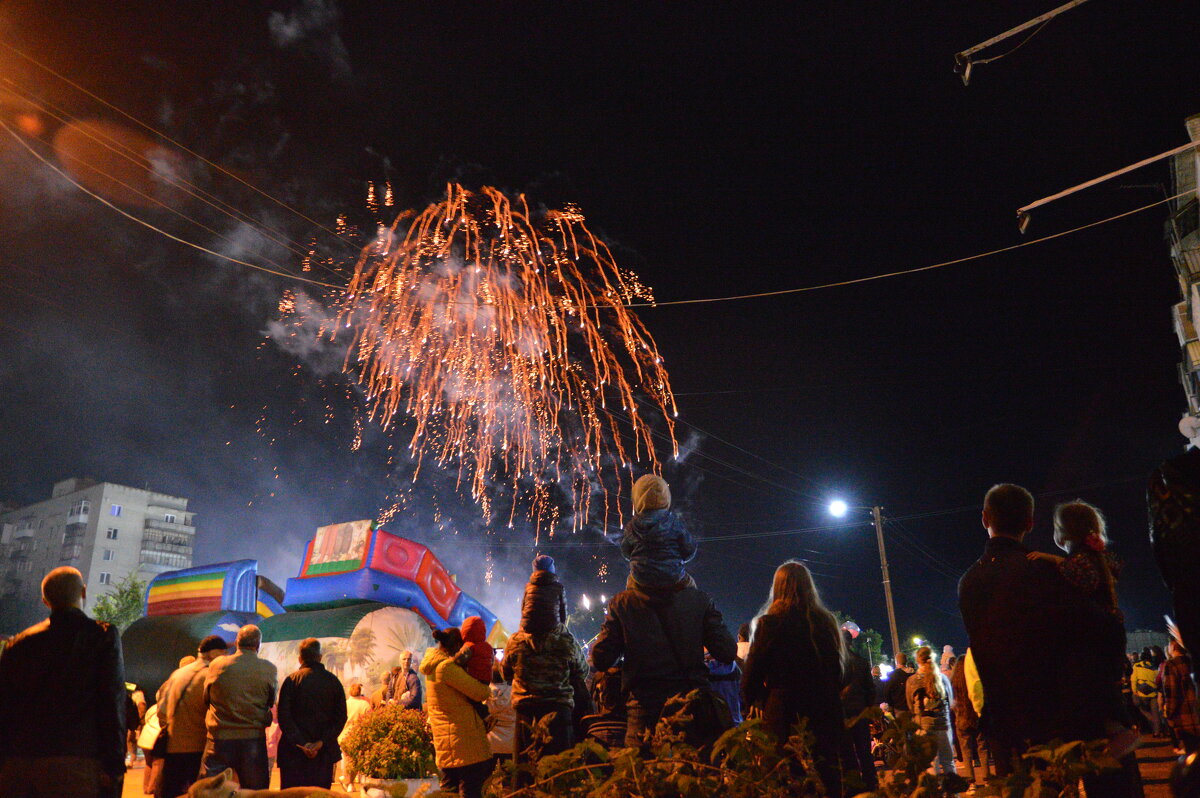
left=368, top=531, right=427, bottom=581
left=416, top=550, right=461, bottom=620
left=147, top=596, right=222, bottom=617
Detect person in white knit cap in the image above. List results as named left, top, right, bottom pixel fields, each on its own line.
left=940, top=645, right=956, bottom=679
left=620, top=474, right=697, bottom=589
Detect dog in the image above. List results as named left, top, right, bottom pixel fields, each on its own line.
left=187, top=768, right=352, bottom=798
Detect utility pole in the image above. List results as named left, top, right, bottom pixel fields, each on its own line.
left=873, top=505, right=902, bottom=662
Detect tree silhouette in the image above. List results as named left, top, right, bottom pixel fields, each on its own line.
left=348, top=624, right=377, bottom=680
left=92, top=573, right=146, bottom=632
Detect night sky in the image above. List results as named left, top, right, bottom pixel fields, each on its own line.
left=1, top=1, right=1197, bottom=649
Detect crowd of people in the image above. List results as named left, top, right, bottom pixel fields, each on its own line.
left=0, top=476, right=1197, bottom=798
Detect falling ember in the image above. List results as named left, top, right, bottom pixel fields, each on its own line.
left=336, top=184, right=678, bottom=531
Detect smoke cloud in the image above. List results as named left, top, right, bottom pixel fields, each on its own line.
left=267, top=0, right=352, bottom=80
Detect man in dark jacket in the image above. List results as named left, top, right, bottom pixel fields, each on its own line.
left=277, top=638, right=348, bottom=789
left=0, top=566, right=126, bottom=798
left=959, top=484, right=1141, bottom=797
left=883, top=652, right=914, bottom=713
left=840, top=630, right=878, bottom=790
left=591, top=577, right=736, bottom=747
left=960, top=484, right=1073, bottom=771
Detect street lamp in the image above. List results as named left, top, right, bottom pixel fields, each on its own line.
left=828, top=500, right=902, bottom=663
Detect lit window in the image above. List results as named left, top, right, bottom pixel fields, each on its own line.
left=106, top=528, right=118, bottom=540
left=102, top=549, right=115, bottom=561
left=164, top=513, right=176, bottom=524
left=98, top=572, right=111, bottom=585
left=110, top=505, right=121, bottom=517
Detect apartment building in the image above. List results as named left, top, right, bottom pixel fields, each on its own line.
left=1169, top=115, right=1200, bottom=443
left=0, top=477, right=196, bottom=633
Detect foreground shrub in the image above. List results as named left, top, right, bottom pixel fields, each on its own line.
left=485, top=704, right=1118, bottom=798
left=340, top=705, right=436, bottom=780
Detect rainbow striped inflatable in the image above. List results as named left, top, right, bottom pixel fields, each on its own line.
left=144, top=560, right=285, bottom=617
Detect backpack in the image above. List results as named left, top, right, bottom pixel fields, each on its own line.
left=651, top=602, right=734, bottom=747
left=1132, top=662, right=1159, bottom=698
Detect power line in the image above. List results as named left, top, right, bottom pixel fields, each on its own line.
left=0, top=97, right=317, bottom=284
left=2, top=79, right=318, bottom=262
left=0, top=116, right=345, bottom=291
left=634, top=395, right=830, bottom=492
left=0, top=36, right=359, bottom=254
left=622, top=191, right=1190, bottom=309
left=2, top=78, right=354, bottom=284
left=3, top=43, right=1186, bottom=310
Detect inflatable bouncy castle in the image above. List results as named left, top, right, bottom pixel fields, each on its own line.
left=280, top=520, right=502, bottom=632
left=120, top=521, right=505, bottom=698
left=257, top=521, right=505, bottom=687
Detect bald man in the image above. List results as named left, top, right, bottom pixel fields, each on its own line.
left=0, top=567, right=127, bottom=798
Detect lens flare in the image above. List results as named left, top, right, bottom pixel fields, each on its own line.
left=335, top=184, right=678, bottom=535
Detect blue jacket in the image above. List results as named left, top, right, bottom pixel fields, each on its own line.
left=707, top=658, right=743, bottom=724
left=621, top=509, right=697, bottom=587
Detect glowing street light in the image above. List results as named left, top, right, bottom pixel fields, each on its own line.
left=829, top=499, right=901, bottom=661
left=581, top=594, right=592, bottom=611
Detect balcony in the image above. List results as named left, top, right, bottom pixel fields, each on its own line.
left=141, top=543, right=192, bottom=560
left=139, top=550, right=191, bottom=572
left=13, top=526, right=34, bottom=540
left=145, top=518, right=195, bottom=535
left=66, top=509, right=89, bottom=524
left=1176, top=301, right=1197, bottom=347
left=1174, top=198, right=1200, bottom=245
left=138, top=560, right=181, bottom=574
left=140, top=530, right=193, bottom=560
left=147, top=502, right=188, bottom=517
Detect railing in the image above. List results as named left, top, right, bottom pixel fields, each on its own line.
left=139, top=551, right=191, bottom=571
left=144, top=518, right=195, bottom=535
left=141, top=541, right=193, bottom=557
left=1174, top=198, right=1200, bottom=243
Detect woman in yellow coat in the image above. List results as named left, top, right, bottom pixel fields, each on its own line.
left=421, top=628, right=494, bottom=798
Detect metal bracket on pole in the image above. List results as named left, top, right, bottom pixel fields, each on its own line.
left=1017, top=140, right=1199, bottom=232
left=954, top=0, right=1092, bottom=86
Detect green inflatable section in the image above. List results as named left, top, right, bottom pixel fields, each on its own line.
left=122, top=610, right=258, bottom=699
left=258, top=602, right=386, bottom=643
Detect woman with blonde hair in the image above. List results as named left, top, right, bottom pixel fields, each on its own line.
left=743, top=560, right=845, bottom=795
left=906, top=645, right=955, bottom=776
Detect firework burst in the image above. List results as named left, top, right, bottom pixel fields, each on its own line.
left=335, top=184, right=678, bottom=534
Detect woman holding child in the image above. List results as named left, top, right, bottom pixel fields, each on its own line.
left=421, top=627, right=494, bottom=798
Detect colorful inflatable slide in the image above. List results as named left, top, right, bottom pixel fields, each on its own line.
left=121, top=522, right=505, bottom=698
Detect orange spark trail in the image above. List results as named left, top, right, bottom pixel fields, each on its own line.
left=335, top=184, right=678, bottom=535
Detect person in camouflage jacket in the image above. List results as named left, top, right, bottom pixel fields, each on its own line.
left=502, top=624, right=588, bottom=784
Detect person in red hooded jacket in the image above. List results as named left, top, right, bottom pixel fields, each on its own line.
left=455, top=617, right=495, bottom=721
left=457, top=617, right=495, bottom=685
